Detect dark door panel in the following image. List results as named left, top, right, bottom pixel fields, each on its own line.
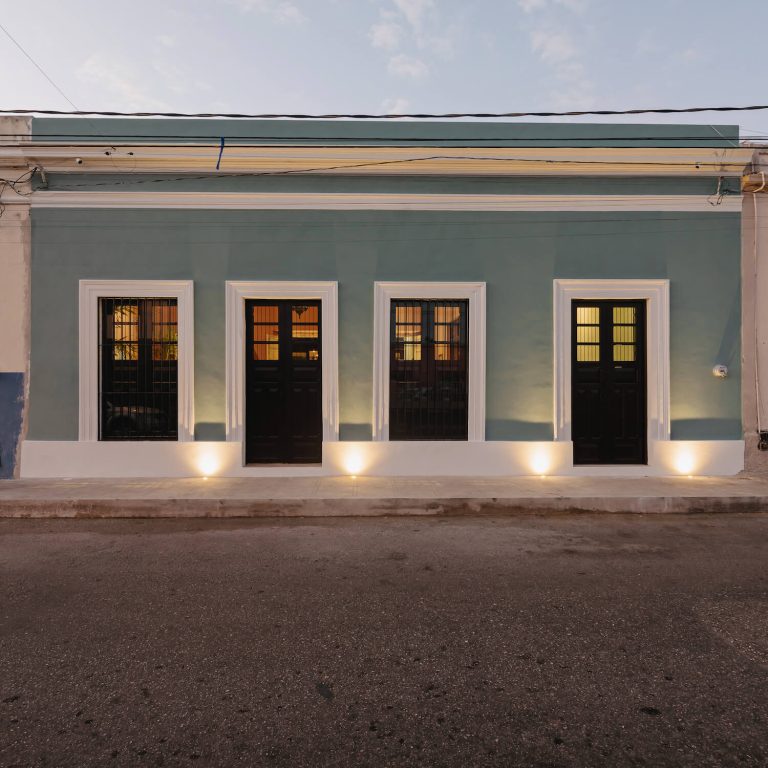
left=572, top=300, right=647, bottom=465
left=245, top=300, right=322, bottom=464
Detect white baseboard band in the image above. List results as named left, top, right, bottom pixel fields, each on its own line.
left=20, top=439, right=745, bottom=478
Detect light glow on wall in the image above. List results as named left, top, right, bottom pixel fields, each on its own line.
left=529, top=447, right=551, bottom=477
left=674, top=447, right=696, bottom=477
left=343, top=447, right=366, bottom=477
left=196, top=451, right=221, bottom=478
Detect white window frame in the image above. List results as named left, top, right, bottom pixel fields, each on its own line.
left=78, top=280, right=195, bottom=442
left=553, top=278, right=670, bottom=446
left=225, top=281, right=339, bottom=456
left=373, top=281, right=486, bottom=441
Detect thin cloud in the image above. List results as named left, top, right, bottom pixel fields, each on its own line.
left=225, top=0, right=307, bottom=24
left=381, top=96, right=411, bottom=113
left=518, top=0, right=588, bottom=12
left=392, top=0, right=434, bottom=30
left=77, top=54, right=168, bottom=110
left=388, top=53, right=428, bottom=78
left=530, top=29, right=577, bottom=64
left=370, top=19, right=402, bottom=49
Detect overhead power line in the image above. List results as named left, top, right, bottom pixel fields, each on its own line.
left=0, top=25, right=80, bottom=112
left=0, top=105, right=768, bottom=120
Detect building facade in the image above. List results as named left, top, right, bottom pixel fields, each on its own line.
left=0, top=117, right=752, bottom=478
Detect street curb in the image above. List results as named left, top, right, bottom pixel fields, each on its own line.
left=1, top=495, right=768, bottom=518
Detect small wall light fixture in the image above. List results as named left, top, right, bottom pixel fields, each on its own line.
left=712, top=364, right=728, bottom=379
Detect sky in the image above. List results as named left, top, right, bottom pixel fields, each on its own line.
left=1, top=0, right=767, bottom=135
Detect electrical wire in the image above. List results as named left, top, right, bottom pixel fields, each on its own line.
left=1, top=106, right=768, bottom=120
left=0, top=25, right=80, bottom=113
left=0, top=133, right=758, bottom=144
left=2, top=155, right=746, bottom=194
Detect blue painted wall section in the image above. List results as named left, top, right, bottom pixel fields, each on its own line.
left=0, top=373, right=24, bottom=479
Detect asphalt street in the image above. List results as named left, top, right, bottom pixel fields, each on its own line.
left=1, top=514, right=767, bottom=767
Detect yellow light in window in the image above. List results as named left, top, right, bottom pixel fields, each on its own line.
left=576, top=306, right=599, bottom=324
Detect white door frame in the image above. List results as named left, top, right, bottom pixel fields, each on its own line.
left=553, top=279, right=671, bottom=455
left=372, top=281, right=486, bottom=441
left=225, top=281, right=339, bottom=460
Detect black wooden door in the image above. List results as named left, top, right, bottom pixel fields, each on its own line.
left=245, top=300, right=322, bottom=464
left=572, top=300, right=647, bottom=465
left=389, top=299, right=468, bottom=440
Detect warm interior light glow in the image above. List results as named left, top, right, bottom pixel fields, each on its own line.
left=343, top=448, right=366, bottom=476
left=197, top=452, right=220, bottom=478
left=529, top=448, right=551, bottom=477
left=674, top=449, right=696, bottom=476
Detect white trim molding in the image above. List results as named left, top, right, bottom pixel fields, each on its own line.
left=225, top=281, right=339, bottom=453
left=373, top=281, right=486, bottom=442
left=32, top=191, right=743, bottom=212
left=553, top=278, right=671, bottom=453
left=78, top=279, right=195, bottom=442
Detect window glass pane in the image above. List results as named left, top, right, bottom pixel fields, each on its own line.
left=395, top=305, right=421, bottom=324
left=395, top=324, right=421, bottom=343
left=577, top=344, right=600, bottom=362
left=435, top=343, right=457, bottom=361
left=395, top=344, right=422, bottom=361
left=434, top=305, right=461, bottom=323
left=576, top=306, right=599, bottom=324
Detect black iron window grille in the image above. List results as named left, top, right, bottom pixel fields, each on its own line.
left=389, top=299, right=469, bottom=440
left=99, top=297, right=178, bottom=440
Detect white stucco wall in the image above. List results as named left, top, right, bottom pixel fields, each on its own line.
left=742, top=150, right=768, bottom=472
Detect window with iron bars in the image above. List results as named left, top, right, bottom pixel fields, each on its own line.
left=99, top=297, right=178, bottom=440
left=389, top=299, right=468, bottom=440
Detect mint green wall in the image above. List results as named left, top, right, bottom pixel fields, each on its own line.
left=28, top=208, right=741, bottom=442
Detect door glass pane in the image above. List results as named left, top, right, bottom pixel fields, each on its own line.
left=253, top=343, right=279, bottom=361
left=575, top=304, right=600, bottom=362
left=253, top=325, right=279, bottom=342
left=613, top=306, right=636, bottom=324
left=576, top=306, right=599, bottom=324
left=576, top=326, right=599, bottom=344
left=613, top=344, right=636, bottom=362
left=577, top=345, right=600, bottom=362
left=253, top=305, right=278, bottom=323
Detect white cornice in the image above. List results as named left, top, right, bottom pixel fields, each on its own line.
left=2, top=144, right=753, bottom=177
left=30, top=191, right=744, bottom=212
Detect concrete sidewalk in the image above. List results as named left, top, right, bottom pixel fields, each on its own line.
left=3, top=474, right=768, bottom=517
